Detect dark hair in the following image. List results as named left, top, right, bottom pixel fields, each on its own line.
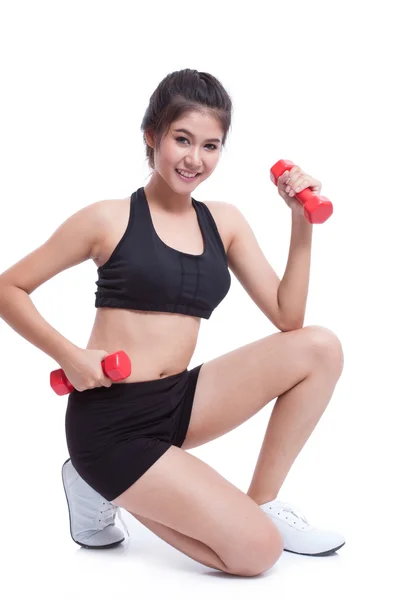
left=141, top=69, right=233, bottom=170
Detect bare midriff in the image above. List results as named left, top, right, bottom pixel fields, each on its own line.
left=86, top=307, right=201, bottom=382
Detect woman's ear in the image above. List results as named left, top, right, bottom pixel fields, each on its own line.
left=144, top=130, right=155, bottom=148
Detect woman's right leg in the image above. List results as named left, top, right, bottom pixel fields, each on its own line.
left=112, top=445, right=283, bottom=577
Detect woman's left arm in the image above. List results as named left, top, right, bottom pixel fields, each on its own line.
left=276, top=166, right=321, bottom=329
left=277, top=211, right=313, bottom=329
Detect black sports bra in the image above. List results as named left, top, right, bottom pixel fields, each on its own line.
left=94, top=187, right=231, bottom=319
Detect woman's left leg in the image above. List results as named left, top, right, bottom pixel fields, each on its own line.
left=177, top=324, right=345, bottom=555
left=181, top=325, right=344, bottom=505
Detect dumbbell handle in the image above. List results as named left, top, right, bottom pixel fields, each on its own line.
left=270, top=159, right=333, bottom=224
left=50, top=350, right=131, bottom=396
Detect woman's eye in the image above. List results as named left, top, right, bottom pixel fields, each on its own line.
left=176, top=137, right=217, bottom=151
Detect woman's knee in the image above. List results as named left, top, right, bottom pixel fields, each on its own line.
left=224, top=521, right=284, bottom=577
left=303, top=325, right=344, bottom=376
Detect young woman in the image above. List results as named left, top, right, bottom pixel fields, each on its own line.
left=0, top=69, right=344, bottom=576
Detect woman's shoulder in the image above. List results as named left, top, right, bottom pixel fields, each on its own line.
left=94, top=197, right=130, bottom=219
left=202, top=200, right=237, bottom=253
left=90, top=197, right=131, bottom=266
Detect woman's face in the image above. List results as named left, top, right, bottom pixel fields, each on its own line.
left=148, top=110, right=224, bottom=193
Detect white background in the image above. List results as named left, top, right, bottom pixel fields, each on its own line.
left=0, top=0, right=398, bottom=598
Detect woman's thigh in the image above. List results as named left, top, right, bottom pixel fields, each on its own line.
left=182, top=325, right=343, bottom=450
left=112, top=444, right=283, bottom=574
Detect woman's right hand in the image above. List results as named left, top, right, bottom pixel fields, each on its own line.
left=59, top=348, right=113, bottom=392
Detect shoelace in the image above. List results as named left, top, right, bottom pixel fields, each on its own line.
left=268, top=501, right=309, bottom=525
left=99, top=502, right=130, bottom=539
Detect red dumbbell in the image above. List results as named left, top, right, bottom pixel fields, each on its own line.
left=50, top=350, right=132, bottom=396
left=270, top=159, right=333, bottom=224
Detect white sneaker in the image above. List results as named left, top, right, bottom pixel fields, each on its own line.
left=62, top=458, right=129, bottom=549
left=260, top=500, right=345, bottom=556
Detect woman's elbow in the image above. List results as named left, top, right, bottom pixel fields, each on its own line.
left=278, top=317, right=305, bottom=332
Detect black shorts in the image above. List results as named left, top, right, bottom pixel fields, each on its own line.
left=65, top=364, right=203, bottom=501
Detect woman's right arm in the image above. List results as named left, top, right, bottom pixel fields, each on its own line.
left=0, top=201, right=107, bottom=366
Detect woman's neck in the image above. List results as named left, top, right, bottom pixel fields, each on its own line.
left=144, top=171, right=193, bottom=214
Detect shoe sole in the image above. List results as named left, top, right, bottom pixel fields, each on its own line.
left=284, top=542, right=345, bottom=557
left=61, top=458, right=124, bottom=550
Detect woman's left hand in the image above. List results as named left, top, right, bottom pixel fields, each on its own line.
left=277, top=166, right=322, bottom=215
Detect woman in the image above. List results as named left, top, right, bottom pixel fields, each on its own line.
left=0, top=69, right=344, bottom=576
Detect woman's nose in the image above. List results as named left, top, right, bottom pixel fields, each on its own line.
left=186, top=146, right=202, bottom=167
